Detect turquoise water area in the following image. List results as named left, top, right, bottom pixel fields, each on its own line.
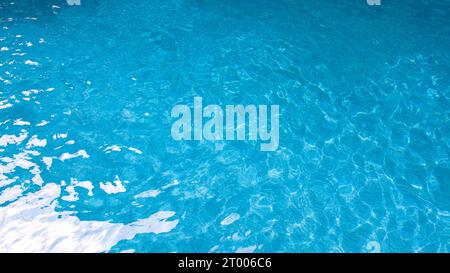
left=0, top=0, right=449, bottom=252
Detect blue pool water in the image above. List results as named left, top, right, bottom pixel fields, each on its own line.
left=0, top=0, right=449, bottom=252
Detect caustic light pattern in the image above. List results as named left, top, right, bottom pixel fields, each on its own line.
left=0, top=0, right=449, bottom=253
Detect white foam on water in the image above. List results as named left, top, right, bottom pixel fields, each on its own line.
left=36, top=120, right=49, bottom=126
left=235, top=245, right=257, bottom=253
left=0, top=183, right=179, bottom=252
left=0, top=174, right=16, bottom=187
left=24, top=60, right=38, bottom=66
left=100, top=176, right=126, bottom=194
left=42, top=157, right=53, bottom=170
left=26, top=135, right=47, bottom=148
left=13, top=119, right=31, bottom=126
left=128, top=147, right=143, bottom=154
left=103, top=145, right=121, bottom=153
left=366, top=241, right=381, bottom=253
left=62, top=179, right=94, bottom=201
left=59, top=150, right=89, bottom=161
left=0, top=184, right=23, bottom=204
left=135, top=189, right=160, bottom=198
left=220, top=213, right=240, bottom=226
left=0, top=100, right=12, bottom=109
left=0, top=132, right=28, bottom=147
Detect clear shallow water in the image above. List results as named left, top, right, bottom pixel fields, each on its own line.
left=0, top=0, right=449, bottom=252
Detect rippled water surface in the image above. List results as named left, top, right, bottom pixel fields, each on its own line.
left=1, top=0, right=450, bottom=252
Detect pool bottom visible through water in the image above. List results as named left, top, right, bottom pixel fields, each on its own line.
left=0, top=0, right=449, bottom=253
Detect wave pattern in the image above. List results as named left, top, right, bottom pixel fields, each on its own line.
left=0, top=0, right=449, bottom=252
